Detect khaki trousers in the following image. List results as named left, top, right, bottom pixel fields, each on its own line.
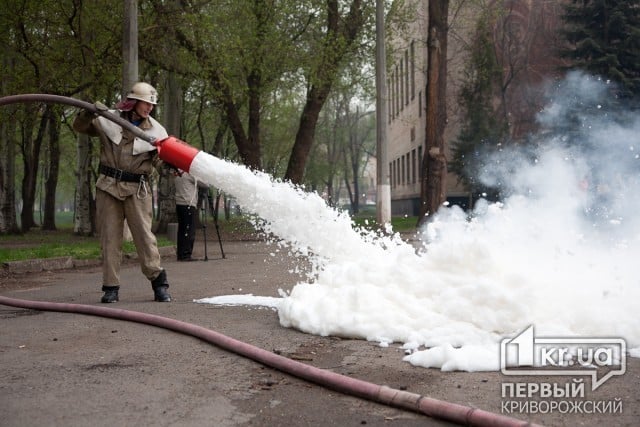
left=96, top=188, right=162, bottom=286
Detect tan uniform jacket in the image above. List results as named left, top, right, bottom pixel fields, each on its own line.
left=72, top=109, right=169, bottom=286
left=73, top=109, right=168, bottom=200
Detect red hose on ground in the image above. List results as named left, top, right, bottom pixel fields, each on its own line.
left=0, top=93, right=538, bottom=425
left=0, top=296, right=540, bottom=427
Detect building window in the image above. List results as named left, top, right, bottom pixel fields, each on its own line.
left=391, top=160, right=394, bottom=188
left=404, top=154, right=408, bottom=186
left=391, top=161, right=394, bottom=188
left=418, top=90, right=422, bottom=117
left=399, top=58, right=404, bottom=111
left=404, top=50, right=409, bottom=106
left=410, top=41, right=415, bottom=100
left=390, top=70, right=395, bottom=119
left=406, top=152, right=410, bottom=186
left=418, top=145, right=423, bottom=179
left=412, top=149, right=417, bottom=184
left=387, top=77, right=392, bottom=123
left=395, top=64, right=399, bottom=117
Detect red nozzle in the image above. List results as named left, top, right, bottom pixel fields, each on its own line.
left=155, top=136, right=200, bottom=173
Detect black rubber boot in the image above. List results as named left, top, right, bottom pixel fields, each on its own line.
left=101, top=286, right=119, bottom=303
left=151, top=270, right=171, bottom=302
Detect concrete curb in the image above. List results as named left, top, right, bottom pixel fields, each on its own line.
left=2, top=245, right=176, bottom=275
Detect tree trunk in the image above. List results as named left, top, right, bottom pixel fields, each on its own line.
left=343, top=173, right=354, bottom=212
left=212, top=123, right=227, bottom=157
left=284, top=0, right=364, bottom=184
left=163, top=72, right=182, bottom=137
left=223, top=87, right=261, bottom=170
left=20, top=106, right=46, bottom=232
left=324, top=101, right=342, bottom=207
left=418, top=0, right=449, bottom=226
left=154, top=73, right=182, bottom=233
left=73, top=2, right=97, bottom=236
left=347, top=107, right=371, bottom=215
left=241, top=0, right=266, bottom=170
left=0, top=51, right=20, bottom=234
left=246, top=70, right=263, bottom=169
left=0, top=108, right=20, bottom=234
left=74, top=133, right=95, bottom=236
left=350, top=142, right=361, bottom=215
left=286, top=84, right=333, bottom=184
left=154, top=168, right=176, bottom=234
left=42, top=107, right=61, bottom=230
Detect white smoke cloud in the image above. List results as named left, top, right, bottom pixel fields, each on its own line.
left=476, top=70, right=640, bottom=242
left=195, top=71, right=640, bottom=374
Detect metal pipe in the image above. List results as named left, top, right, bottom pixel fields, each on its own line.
left=0, top=93, right=156, bottom=144
left=0, top=296, right=540, bottom=427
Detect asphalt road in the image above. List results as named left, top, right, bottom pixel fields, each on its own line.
left=1, top=239, right=638, bottom=427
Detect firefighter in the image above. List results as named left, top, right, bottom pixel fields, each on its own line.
left=73, top=82, right=172, bottom=303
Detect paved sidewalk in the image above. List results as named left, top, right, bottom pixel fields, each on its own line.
left=0, top=239, right=638, bottom=427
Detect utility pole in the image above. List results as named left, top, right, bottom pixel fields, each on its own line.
left=375, top=0, right=391, bottom=226
left=122, top=0, right=138, bottom=97
left=122, top=0, right=138, bottom=239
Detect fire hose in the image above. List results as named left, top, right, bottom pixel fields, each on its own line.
left=0, top=94, right=156, bottom=144
left=0, top=296, right=539, bottom=427
left=0, top=94, right=540, bottom=426
left=0, top=93, right=207, bottom=174
left=0, top=93, right=226, bottom=255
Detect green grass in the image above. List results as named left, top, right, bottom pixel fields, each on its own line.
left=218, top=215, right=257, bottom=234
left=351, top=213, right=418, bottom=233
left=0, top=227, right=173, bottom=263
left=0, top=211, right=415, bottom=263
left=0, top=210, right=259, bottom=264
left=0, top=241, right=102, bottom=261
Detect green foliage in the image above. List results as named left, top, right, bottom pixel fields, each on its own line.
left=561, top=0, right=640, bottom=99
left=1, top=0, right=122, bottom=95
left=1, top=0, right=127, bottom=232
left=138, top=0, right=375, bottom=175
left=260, top=87, right=304, bottom=176
left=449, top=12, right=508, bottom=199
left=0, top=1, right=385, bottom=235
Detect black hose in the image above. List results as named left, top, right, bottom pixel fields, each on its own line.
left=0, top=93, right=155, bottom=143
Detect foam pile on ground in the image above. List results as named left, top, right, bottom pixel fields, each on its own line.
left=193, top=72, right=640, bottom=372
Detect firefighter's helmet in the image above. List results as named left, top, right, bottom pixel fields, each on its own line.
left=126, top=82, right=158, bottom=105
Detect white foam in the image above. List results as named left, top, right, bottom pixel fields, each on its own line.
left=189, top=73, right=640, bottom=373
left=195, top=294, right=281, bottom=310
